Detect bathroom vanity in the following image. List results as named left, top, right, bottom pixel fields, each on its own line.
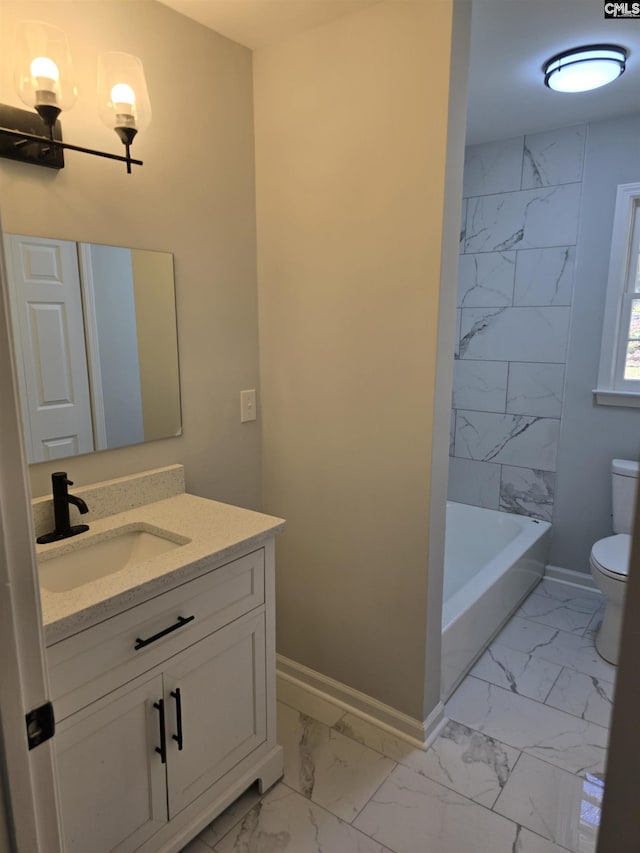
left=35, top=466, right=284, bottom=853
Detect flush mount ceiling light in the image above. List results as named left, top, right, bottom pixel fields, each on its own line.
left=544, top=44, right=627, bottom=93
left=0, top=20, right=151, bottom=173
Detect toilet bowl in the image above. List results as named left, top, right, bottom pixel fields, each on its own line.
left=590, top=533, right=630, bottom=664
left=589, top=459, right=638, bottom=665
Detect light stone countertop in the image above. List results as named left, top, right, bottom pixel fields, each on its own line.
left=38, top=493, right=285, bottom=646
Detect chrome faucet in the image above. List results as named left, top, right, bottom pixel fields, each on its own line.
left=36, top=472, right=90, bottom=544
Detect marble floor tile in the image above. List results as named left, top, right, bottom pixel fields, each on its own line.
left=584, top=610, right=605, bottom=641
left=513, top=827, right=572, bottom=853
left=517, top=593, right=595, bottom=634
left=446, top=677, right=609, bottom=775
left=199, top=785, right=263, bottom=848
left=493, top=615, right=562, bottom=652
left=528, top=627, right=615, bottom=683
left=494, top=753, right=602, bottom=853
left=471, top=642, right=562, bottom=701
left=277, top=702, right=396, bottom=822
left=354, top=763, right=523, bottom=853
left=335, top=712, right=520, bottom=809
left=213, top=783, right=393, bottom=853
left=406, top=719, right=520, bottom=808
left=494, top=617, right=615, bottom=682
left=545, top=668, right=614, bottom=729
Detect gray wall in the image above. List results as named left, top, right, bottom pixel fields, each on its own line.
left=254, top=0, right=466, bottom=721
left=449, top=112, right=640, bottom=574
left=552, top=112, right=640, bottom=574
left=1, top=0, right=261, bottom=510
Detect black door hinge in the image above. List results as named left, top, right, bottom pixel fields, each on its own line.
left=26, top=702, right=55, bottom=750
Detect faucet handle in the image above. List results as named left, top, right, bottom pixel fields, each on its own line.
left=52, top=471, right=72, bottom=486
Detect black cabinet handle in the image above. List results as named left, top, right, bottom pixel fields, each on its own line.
left=153, top=699, right=167, bottom=764
left=134, top=615, right=195, bottom=650
left=171, top=688, right=183, bottom=751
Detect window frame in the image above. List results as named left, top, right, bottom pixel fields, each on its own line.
left=594, top=181, right=640, bottom=407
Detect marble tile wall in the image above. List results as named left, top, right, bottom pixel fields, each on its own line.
left=450, top=124, right=586, bottom=521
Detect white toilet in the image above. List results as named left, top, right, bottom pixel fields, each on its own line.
left=589, top=458, right=639, bottom=665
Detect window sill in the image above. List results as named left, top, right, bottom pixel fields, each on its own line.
left=593, top=388, right=640, bottom=408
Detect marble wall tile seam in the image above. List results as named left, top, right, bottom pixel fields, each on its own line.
left=454, top=411, right=560, bottom=472
left=464, top=185, right=582, bottom=255
left=463, top=179, right=584, bottom=203
left=453, top=363, right=568, bottom=417
left=457, top=357, right=568, bottom=367
left=462, top=184, right=584, bottom=203
left=521, top=124, right=587, bottom=191
left=458, top=306, right=571, bottom=364
left=449, top=449, right=560, bottom=466
left=448, top=456, right=558, bottom=476
left=448, top=460, right=556, bottom=521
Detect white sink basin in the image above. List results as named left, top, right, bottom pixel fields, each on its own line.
left=38, top=526, right=189, bottom=593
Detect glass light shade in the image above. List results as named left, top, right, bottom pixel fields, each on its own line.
left=14, top=21, right=77, bottom=115
left=544, top=46, right=626, bottom=93
left=97, top=52, right=151, bottom=141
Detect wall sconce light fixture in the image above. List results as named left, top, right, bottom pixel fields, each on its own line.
left=0, top=21, right=151, bottom=173
left=544, top=44, right=627, bottom=93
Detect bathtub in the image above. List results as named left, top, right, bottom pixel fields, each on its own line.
left=441, top=501, right=551, bottom=699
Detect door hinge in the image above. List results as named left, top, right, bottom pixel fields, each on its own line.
left=26, top=701, right=55, bottom=750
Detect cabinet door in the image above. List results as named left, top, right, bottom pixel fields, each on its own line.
left=55, top=673, right=167, bottom=853
left=164, top=610, right=267, bottom=817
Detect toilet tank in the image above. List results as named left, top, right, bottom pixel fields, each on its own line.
left=612, top=458, right=640, bottom=534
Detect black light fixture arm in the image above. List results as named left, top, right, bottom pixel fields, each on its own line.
left=0, top=104, right=143, bottom=172
left=0, top=125, right=143, bottom=168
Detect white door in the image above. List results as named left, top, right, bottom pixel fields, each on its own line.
left=3, top=234, right=94, bottom=462
left=0, top=219, right=63, bottom=850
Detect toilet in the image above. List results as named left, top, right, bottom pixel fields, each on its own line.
left=589, top=458, right=639, bottom=664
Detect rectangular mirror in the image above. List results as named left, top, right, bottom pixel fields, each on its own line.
left=4, top=233, right=182, bottom=463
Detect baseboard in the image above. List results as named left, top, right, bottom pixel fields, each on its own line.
left=544, top=564, right=600, bottom=592
left=276, top=654, right=445, bottom=750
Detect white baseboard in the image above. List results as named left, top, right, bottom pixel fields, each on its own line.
left=276, top=654, right=445, bottom=751
left=544, top=564, right=600, bottom=592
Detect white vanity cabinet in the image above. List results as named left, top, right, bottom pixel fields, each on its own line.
left=46, top=542, right=282, bottom=853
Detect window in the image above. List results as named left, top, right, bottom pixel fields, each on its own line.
left=595, top=182, right=640, bottom=407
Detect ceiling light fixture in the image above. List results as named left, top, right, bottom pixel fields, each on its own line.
left=544, top=44, right=627, bottom=93
left=0, top=20, right=151, bottom=173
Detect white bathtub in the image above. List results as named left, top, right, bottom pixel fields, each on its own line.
left=441, top=501, right=551, bottom=699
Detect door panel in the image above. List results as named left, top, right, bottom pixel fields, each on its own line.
left=55, top=674, right=167, bottom=853
left=3, top=235, right=94, bottom=461
left=165, top=611, right=267, bottom=817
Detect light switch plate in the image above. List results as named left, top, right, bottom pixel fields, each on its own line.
left=240, top=389, right=257, bottom=422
